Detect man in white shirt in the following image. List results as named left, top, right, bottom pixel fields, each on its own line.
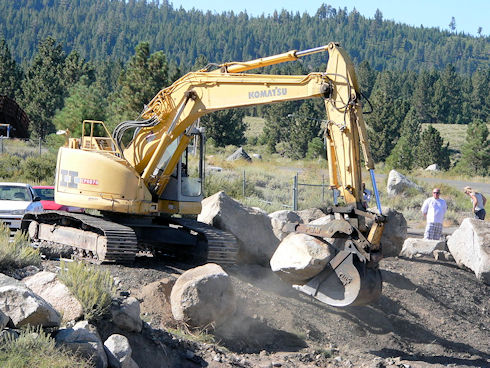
left=421, top=188, right=447, bottom=240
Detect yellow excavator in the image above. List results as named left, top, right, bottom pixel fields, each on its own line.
left=22, top=42, right=385, bottom=307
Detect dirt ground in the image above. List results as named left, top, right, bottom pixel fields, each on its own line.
left=46, top=244, right=489, bottom=368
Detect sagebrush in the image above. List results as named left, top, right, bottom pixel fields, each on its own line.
left=0, top=223, right=41, bottom=270
left=58, top=260, right=116, bottom=322
left=0, top=325, right=90, bottom=368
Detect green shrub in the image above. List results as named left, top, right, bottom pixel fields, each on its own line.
left=0, top=154, right=22, bottom=179
left=0, top=223, right=41, bottom=270
left=246, top=136, right=258, bottom=146
left=58, top=260, right=116, bottom=322
left=306, top=137, right=325, bottom=160
left=21, top=153, right=57, bottom=182
left=44, top=133, right=66, bottom=154
left=0, top=325, right=90, bottom=368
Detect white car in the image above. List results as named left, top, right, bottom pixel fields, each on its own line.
left=0, top=182, right=44, bottom=230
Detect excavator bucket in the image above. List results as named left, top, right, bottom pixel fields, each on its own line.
left=295, top=250, right=382, bottom=307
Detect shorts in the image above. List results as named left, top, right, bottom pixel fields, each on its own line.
left=474, top=209, right=486, bottom=220
left=424, top=222, right=443, bottom=240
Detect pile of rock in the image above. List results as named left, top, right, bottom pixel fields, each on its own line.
left=0, top=271, right=141, bottom=368
left=0, top=262, right=238, bottom=367
left=0, top=272, right=142, bottom=368
left=400, top=218, right=490, bottom=285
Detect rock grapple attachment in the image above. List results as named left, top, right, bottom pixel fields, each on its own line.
left=295, top=246, right=382, bottom=307
left=278, top=209, right=384, bottom=307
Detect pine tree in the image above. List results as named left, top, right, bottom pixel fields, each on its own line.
left=108, top=42, right=170, bottom=126
left=411, top=70, right=437, bottom=123
left=470, top=68, right=490, bottom=122
left=63, top=50, right=95, bottom=89
left=0, top=39, right=23, bottom=100
left=356, top=60, right=376, bottom=99
left=415, top=125, right=450, bottom=170
left=21, top=37, right=67, bottom=139
left=385, top=136, right=414, bottom=171
left=261, top=101, right=299, bottom=153
left=456, top=119, right=489, bottom=176
left=432, top=64, right=462, bottom=124
left=385, top=108, right=421, bottom=170
left=366, top=71, right=409, bottom=162
left=201, top=108, right=247, bottom=147
left=53, top=76, right=107, bottom=136
left=449, top=17, right=456, bottom=32
left=287, top=100, right=322, bottom=159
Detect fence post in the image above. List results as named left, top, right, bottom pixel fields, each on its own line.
left=292, top=173, right=298, bottom=211
left=242, top=170, right=246, bottom=198
left=39, top=137, right=42, bottom=155
left=322, top=174, right=325, bottom=203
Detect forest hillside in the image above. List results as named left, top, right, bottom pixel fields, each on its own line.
left=0, top=0, right=488, bottom=74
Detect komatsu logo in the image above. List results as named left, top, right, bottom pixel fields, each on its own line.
left=249, top=87, right=287, bottom=99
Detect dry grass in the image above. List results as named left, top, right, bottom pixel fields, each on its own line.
left=243, top=116, right=266, bottom=139
left=0, top=223, right=41, bottom=270
left=422, top=123, right=490, bottom=154
left=0, top=326, right=90, bottom=368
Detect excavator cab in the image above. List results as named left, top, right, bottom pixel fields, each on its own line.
left=158, top=127, right=205, bottom=215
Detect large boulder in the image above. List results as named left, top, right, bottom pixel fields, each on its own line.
left=111, top=297, right=142, bottom=333
left=198, top=191, right=279, bottom=264
left=309, top=215, right=335, bottom=225
left=0, top=273, right=61, bottom=328
left=104, top=334, right=139, bottom=368
left=23, top=271, right=83, bottom=322
left=270, top=233, right=336, bottom=285
left=226, top=147, right=252, bottom=162
left=447, top=218, right=490, bottom=284
left=400, top=238, right=446, bottom=258
left=296, top=208, right=326, bottom=224
left=269, top=210, right=303, bottom=241
left=366, top=207, right=407, bottom=257
left=170, top=263, right=236, bottom=328
left=386, top=170, right=423, bottom=196
left=56, top=320, right=108, bottom=368
left=425, top=164, right=440, bottom=171
left=0, top=308, right=10, bottom=330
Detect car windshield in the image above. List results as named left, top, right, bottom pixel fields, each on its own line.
left=0, top=186, right=31, bottom=201
left=33, top=188, right=54, bottom=201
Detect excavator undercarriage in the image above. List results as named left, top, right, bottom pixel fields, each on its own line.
left=22, top=212, right=239, bottom=265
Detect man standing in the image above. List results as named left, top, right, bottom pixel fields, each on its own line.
left=421, top=188, right=447, bottom=240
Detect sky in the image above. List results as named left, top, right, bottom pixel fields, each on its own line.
left=166, top=0, right=488, bottom=36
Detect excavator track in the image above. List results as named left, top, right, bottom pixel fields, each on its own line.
left=22, top=212, right=138, bottom=263
left=171, top=218, right=239, bottom=264
left=22, top=212, right=239, bottom=265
